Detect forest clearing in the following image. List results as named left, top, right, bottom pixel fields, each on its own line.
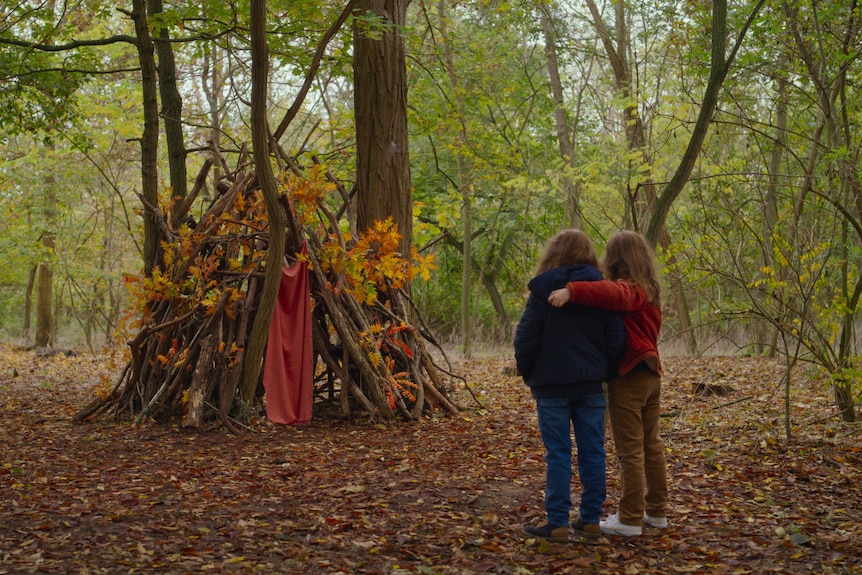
left=1, top=345, right=859, bottom=574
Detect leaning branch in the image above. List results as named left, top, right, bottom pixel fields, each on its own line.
left=0, top=35, right=136, bottom=51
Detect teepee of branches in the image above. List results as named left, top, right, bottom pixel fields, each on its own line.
left=75, top=149, right=468, bottom=429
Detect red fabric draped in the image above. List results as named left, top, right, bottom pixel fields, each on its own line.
left=262, top=246, right=313, bottom=425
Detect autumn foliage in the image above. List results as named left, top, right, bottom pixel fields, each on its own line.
left=74, top=154, right=460, bottom=428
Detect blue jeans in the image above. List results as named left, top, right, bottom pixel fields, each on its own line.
left=535, top=393, right=607, bottom=526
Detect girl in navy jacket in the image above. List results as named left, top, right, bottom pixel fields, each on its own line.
left=515, top=229, right=625, bottom=542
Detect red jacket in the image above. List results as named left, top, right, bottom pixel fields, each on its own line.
left=566, top=280, right=662, bottom=376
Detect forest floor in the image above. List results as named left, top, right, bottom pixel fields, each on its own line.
left=0, top=343, right=860, bottom=575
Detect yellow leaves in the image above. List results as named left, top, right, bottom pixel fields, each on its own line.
left=283, top=164, right=336, bottom=224
left=337, top=217, right=435, bottom=302
left=145, top=268, right=180, bottom=302
left=201, top=290, right=221, bottom=314
left=319, top=236, right=347, bottom=276
left=358, top=320, right=418, bottom=403
left=368, top=350, right=383, bottom=368
left=349, top=282, right=378, bottom=306
left=410, top=247, right=436, bottom=282
left=234, top=192, right=246, bottom=213
left=347, top=217, right=405, bottom=295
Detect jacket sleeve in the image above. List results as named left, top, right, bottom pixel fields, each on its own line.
left=513, top=294, right=543, bottom=380
left=567, top=280, right=648, bottom=312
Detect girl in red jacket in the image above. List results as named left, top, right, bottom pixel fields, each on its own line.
left=548, top=230, right=668, bottom=536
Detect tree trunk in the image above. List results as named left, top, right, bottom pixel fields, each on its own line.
left=538, top=3, right=581, bottom=228
left=184, top=332, right=218, bottom=428
left=131, top=0, right=161, bottom=277
left=148, top=0, right=187, bottom=203
left=433, top=0, right=475, bottom=355
left=460, top=186, right=473, bottom=356
left=784, top=0, right=860, bottom=422
left=585, top=0, right=696, bottom=352
left=23, top=265, right=36, bottom=339
left=758, top=58, right=789, bottom=357
left=35, top=261, right=53, bottom=347
left=353, top=0, right=413, bottom=262
left=202, top=43, right=224, bottom=201
left=584, top=0, right=656, bottom=226
left=35, top=148, right=57, bottom=348
left=645, top=0, right=766, bottom=246
left=240, top=0, right=288, bottom=408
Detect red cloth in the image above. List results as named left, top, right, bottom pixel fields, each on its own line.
left=566, top=280, right=663, bottom=376
left=263, top=247, right=313, bottom=425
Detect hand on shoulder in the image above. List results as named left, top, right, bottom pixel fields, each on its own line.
left=548, top=287, right=570, bottom=307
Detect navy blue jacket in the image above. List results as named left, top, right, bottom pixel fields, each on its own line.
left=514, top=265, right=626, bottom=398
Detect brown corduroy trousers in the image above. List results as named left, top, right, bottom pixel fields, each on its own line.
left=607, top=368, right=668, bottom=526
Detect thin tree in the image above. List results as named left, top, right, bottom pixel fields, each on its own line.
left=538, top=1, right=584, bottom=229
left=644, top=0, right=767, bottom=246
left=239, top=0, right=287, bottom=407
left=128, top=0, right=162, bottom=276
left=149, top=0, right=188, bottom=202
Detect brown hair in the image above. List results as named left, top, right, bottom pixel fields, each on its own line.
left=535, top=229, right=599, bottom=275
left=602, top=230, right=661, bottom=304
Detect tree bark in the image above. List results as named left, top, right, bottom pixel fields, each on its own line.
left=353, top=0, right=413, bottom=262
left=130, top=0, right=161, bottom=277
left=35, top=262, right=54, bottom=347
left=184, top=333, right=218, bottom=428
left=538, top=3, right=581, bottom=228
left=758, top=56, right=789, bottom=357
left=442, top=232, right=510, bottom=333
left=585, top=0, right=696, bottom=352
left=148, top=0, right=187, bottom=203
left=23, top=265, right=36, bottom=339
left=202, top=43, right=223, bottom=201
left=584, top=0, right=655, bottom=226
left=240, top=0, right=288, bottom=409
left=35, top=151, right=57, bottom=348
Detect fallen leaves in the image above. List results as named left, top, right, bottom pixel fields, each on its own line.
left=0, top=348, right=860, bottom=574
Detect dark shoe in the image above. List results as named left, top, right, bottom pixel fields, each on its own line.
left=522, top=522, right=569, bottom=542
left=571, top=518, right=601, bottom=539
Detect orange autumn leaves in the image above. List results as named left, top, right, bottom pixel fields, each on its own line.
left=288, top=165, right=436, bottom=306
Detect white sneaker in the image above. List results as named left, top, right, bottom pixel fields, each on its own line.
left=600, top=513, right=642, bottom=536
left=643, top=512, right=668, bottom=528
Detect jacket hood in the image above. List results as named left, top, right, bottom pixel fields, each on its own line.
left=527, top=264, right=602, bottom=299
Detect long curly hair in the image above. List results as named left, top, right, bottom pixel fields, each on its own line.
left=535, top=229, right=599, bottom=275
left=602, top=230, right=661, bottom=305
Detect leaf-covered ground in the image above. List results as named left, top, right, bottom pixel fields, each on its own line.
left=1, top=344, right=860, bottom=574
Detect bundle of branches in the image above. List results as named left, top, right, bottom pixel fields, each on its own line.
left=75, top=152, right=466, bottom=428
left=285, top=162, right=462, bottom=422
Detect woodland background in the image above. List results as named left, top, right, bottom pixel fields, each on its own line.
left=1, top=0, right=861, bottom=423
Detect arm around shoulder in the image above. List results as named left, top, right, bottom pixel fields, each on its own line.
left=568, top=280, right=648, bottom=312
